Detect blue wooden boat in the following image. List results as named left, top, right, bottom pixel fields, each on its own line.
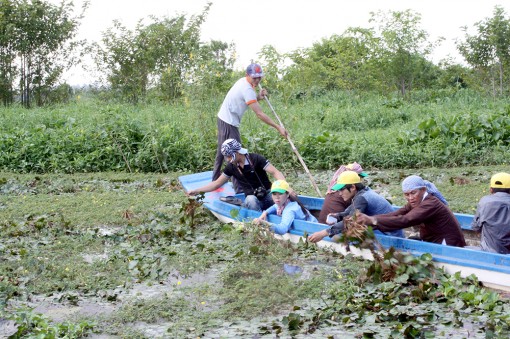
left=179, top=171, right=510, bottom=292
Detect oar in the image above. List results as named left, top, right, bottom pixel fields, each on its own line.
left=259, top=85, right=323, bottom=197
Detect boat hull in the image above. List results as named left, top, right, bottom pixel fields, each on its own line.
left=179, top=171, right=510, bottom=292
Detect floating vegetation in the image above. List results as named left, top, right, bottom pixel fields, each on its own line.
left=255, top=212, right=510, bottom=337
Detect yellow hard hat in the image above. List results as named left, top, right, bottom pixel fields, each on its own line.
left=271, top=180, right=290, bottom=193
left=332, top=171, right=361, bottom=191
left=491, top=172, right=510, bottom=189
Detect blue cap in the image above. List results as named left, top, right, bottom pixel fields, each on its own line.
left=246, top=63, right=264, bottom=78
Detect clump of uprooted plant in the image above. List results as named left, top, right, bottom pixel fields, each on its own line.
left=258, top=213, right=510, bottom=337
left=341, top=213, right=437, bottom=285
left=179, top=193, right=208, bottom=227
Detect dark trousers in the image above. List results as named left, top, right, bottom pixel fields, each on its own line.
left=213, top=118, right=242, bottom=191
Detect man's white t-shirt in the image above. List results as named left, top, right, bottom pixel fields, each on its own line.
left=217, top=77, right=257, bottom=127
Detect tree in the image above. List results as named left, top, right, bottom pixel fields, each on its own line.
left=0, top=0, right=17, bottom=106
left=6, top=0, right=85, bottom=107
left=184, top=39, right=236, bottom=100
left=435, top=59, right=474, bottom=90
left=330, top=27, right=384, bottom=91
left=284, top=28, right=382, bottom=98
left=458, top=6, right=510, bottom=96
left=151, top=7, right=210, bottom=102
left=369, top=10, right=441, bottom=97
left=256, top=44, right=293, bottom=98
left=94, top=19, right=150, bottom=103
left=93, top=3, right=212, bottom=103
left=281, top=11, right=441, bottom=98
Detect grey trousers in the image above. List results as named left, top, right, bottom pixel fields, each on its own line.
left=213, top=118, right=241, bottom=183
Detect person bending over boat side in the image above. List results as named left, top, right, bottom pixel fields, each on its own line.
left=317, top=162, right=367, bottom=224
left=356, top=175, right=466, bottom=247
left=472, top=172, right=510, bottom=254
left=308, top=171, right=404, bottom=243
left=187, top=139, right=285, bottom=211
left=253, top=180, right=317, bottom=235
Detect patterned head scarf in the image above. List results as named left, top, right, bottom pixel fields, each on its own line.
left=327, top=162, right=367, bottom=193
left=401, top=175, right=448, bottom=205
left=221, top=139, right=248, bottom=158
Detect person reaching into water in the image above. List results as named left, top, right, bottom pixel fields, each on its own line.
left=253, top=180, right=317, bottom=235
left=308, top=171, right=404, bottom=243
left=356, top=175, right=466, bottom=247
left=187, top=139, right=285, bottom=212
left=318, top=162, right=367, bottom=224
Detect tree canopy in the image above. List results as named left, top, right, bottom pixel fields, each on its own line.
left=1, top=2, right=510, bottom=107
left=458, top=6, right=510, bottom=97
left=0, top=0, right=85, bottom=107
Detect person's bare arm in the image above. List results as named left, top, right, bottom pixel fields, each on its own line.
left=187, top=175, right=229, bottom=196
left=308, top=229, right=329, bottom=243
left=253, top=210, right=269, bottom=225
left=264, top=164, right=285, bottom=181
left=249, top=101, right=287, bottom=137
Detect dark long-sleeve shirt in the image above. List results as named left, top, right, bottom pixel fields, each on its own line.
left=472, top=192, right=510, bottom=254
left=329, top=187, right=403, bottom=237
left=375, top=195, right=466, bottom=247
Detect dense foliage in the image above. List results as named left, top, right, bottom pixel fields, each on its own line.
left=258, top=225, right=510, bottom=337
left=458, top=6, right=510, bottom=97
left=1, top=175, right=509, bottom=337
left=0, top=89, right=508, bottom=174
left=91, top=3, right=237, bottom=104
left=0, top=3, right=509, bottom=174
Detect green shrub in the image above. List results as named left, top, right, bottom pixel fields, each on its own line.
left=0, top=90, right=509, bottom=173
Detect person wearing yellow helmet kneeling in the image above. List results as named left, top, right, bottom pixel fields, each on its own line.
left=472, top=172, right=510, bottom=254
left=309, top=171, right=404, bottom=243
left=253, top=180, right=317, bottom=235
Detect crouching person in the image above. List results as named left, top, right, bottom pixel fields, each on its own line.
left=318, top=162, right=367, bottom=224
left=308, top=171, right=404, bottom=243
left=186, top=139, right=285, bottom=211
left=357, top=175, right=466, bottom=247
left=472, top=172, right=510, bottom=254
left=253, top=180, right=317, bottom=235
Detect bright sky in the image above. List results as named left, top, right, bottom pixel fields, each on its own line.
left=52, top=0, right=510, bottom=85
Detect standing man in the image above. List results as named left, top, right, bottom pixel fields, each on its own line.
left=213, top=63, right=287, bottom=183
left=472, top=172, right=510, bottom=254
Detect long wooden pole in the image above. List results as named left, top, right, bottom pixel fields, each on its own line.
left=259, top=85, right=323, bottom=197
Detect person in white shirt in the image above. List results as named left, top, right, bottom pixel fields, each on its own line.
left=212, top=63, right=287, bottom=187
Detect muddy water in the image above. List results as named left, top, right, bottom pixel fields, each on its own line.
left=2, top=255, right=504, bottom=338
left=2, top=261, right=349, bottom=338
left=3, top=267, right=224, bottom=338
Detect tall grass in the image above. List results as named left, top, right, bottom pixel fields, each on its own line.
left=0, top=89, right=509, bottom=173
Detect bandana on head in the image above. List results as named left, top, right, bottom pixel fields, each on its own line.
left=221, top=139, right=247, bottom=158
left=401, top=175, right=448, bottom=205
